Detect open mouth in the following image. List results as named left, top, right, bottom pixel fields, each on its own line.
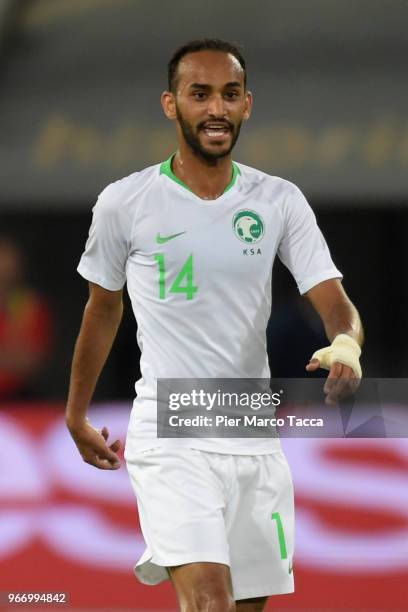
left=201, top=124, right=231, bottom=139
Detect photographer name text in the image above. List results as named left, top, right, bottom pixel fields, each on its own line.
left=167, top=415, right=323, bottom=428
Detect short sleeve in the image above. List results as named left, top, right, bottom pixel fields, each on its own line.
left=277, top=184, right=342, bottom=295
left=77, top=184, right=131, bottom=291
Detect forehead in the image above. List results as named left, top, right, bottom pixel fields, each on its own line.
left=176, top=50, right=244, bottom=88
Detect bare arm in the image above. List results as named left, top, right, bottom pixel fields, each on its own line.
left=304, top=278, right=364, bottom=403
left=66, top=282, right=123, bottom=470
left=305, top=278, right=364, bottom=347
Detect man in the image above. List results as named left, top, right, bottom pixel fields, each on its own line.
left=66, top=39, right=363, bottom=612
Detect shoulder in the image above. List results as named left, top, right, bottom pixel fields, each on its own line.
left=95, top=163, right=160, bottom=212
left=235, top=161, right=305, bottom=204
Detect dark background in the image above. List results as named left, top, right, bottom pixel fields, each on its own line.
left=1, top=0, right=407, bottom=401
left=3, top=205, right=406, bottom=400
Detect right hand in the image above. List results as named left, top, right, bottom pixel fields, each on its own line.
left=67, top=417, right=121, bottom=470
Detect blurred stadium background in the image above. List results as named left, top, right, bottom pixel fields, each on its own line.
left=0, top=0, right=407, bottom=610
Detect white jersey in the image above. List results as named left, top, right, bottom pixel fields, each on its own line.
left=78, top=156, right=342, bottom=454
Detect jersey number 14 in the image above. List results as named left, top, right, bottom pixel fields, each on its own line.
left=154, top=253, right=198, bottom=300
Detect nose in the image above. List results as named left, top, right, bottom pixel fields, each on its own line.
left=206, top=94, right=226, bottom=117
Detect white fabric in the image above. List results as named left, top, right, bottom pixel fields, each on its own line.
left=78, top=160, right=342, bottom=454
left=125, top=446, right=295, bottom=600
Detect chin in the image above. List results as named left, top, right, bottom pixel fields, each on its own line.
left=199, top=142, right=232, bottom=159
left=202, top=149, right=231, bottom=162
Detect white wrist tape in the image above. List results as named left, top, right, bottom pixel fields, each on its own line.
left=311, top=333, right=362, bottom=378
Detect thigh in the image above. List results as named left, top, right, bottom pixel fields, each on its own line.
left=126, top=447, right=231, bottom=582
left=168, top=561, right=235, bottom=612
left=227, top=451, right=295, bottom=600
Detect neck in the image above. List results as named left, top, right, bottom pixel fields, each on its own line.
left=172, top=143, right=233, bottom=200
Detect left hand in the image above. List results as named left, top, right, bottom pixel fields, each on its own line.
left=306, top=359, right=361, bottom=405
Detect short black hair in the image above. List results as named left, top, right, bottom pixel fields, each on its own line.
left=168, top=38, right=247, bottom=93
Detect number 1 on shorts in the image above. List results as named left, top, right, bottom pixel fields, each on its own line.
left=271, top=512, right=287, bottom=559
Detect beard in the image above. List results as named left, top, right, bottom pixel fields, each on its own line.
left=175, top=104, right=242, bottom=164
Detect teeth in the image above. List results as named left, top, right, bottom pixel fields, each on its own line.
left=205, top=130, right=227, bottom=136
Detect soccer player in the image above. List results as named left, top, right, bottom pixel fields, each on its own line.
left=66, top=39, right=363, bottom=612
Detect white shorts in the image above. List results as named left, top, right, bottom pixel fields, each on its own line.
left=125, top=447, right=295, bottom=601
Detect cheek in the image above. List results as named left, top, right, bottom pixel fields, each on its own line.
left=177, top=103, right=201, bottom=125
left=228, top=102, right=246, bottom=119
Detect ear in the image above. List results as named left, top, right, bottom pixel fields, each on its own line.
left=161, top=90, right=177, bottom=120
left=242, top=90, right=253, bottom=121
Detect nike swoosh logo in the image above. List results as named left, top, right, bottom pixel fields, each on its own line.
left=156, top=231, right=186, bottom=244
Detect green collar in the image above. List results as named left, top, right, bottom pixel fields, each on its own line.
left=160, top=154, right=240, bottom=196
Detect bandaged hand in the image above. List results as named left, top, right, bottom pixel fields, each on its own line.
left=306, top=334, right=362, bottom=405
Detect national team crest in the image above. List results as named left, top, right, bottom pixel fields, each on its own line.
left=232, top=210, right=265, bottom=243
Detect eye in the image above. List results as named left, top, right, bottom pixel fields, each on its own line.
left=192, top=92, right=207, bottom=100
left=224, top=91, right=239, bottom=99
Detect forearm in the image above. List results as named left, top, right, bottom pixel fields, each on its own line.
left=66, top=298, right=123, bottom=429
left=322, top=298, right=364, bottom=346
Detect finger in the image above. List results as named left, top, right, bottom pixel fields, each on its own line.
left=325, top=393, right=338, bottom=406
left=306, top=358, right=320, bottom=371
left=349, top=377, right=361, bottom=394
left=83, top=454, right=119, bottom=470
left=101, top=426, right=109, bottom=441
left=88, top=433, right=119, bottom=463
left=327, top=362, right=344, bottom=379
left=337, top=377, right=361, bottom=399
left=91, top=448, right=120, bottom=468
left=324, top=376, right=343, bottom=406
left=96, top=456, right=120, bottom=470
left=109, top=439, right=121, bottom=453
left=94, top=456, right=121, bottom=470
left=345, top=364, right=358, bottom=378
left=87, top=441, right=120, bottom=466
left=324, top=363, right=346, bottom=402
left=101, top=448, right=121, bottom=466
left=329, top=361, right=363, bottom=399
left=334, top=364, right=359, bottom=379
left=324, top=363, right=342, bottom=396
left=326, top=368, right=361, bottom=403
